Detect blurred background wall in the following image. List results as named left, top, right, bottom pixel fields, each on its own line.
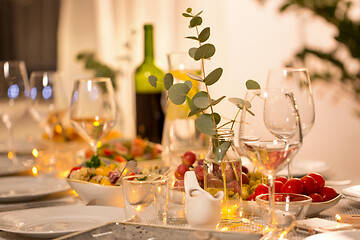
left=1, top=0, right=360, bottom=179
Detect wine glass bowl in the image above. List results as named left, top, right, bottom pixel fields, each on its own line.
left=69, top=78, right=117, bottom=156
left=0, top=61, right=29, bottom=161
left=29, top=71, right=67, bottom=140
left=239, top=89, right=302, bottom=239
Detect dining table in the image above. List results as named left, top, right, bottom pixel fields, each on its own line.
left=0, top=117, right=360, bottom=240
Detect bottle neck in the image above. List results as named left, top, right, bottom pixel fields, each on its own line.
left=144, top=26, right=154, bottom=62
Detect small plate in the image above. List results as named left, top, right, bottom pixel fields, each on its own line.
left=0, top=176, right=70, bottom=202
left=278, top=159, right=330, bottom=177
left=0, top=205, right=125, bottom=238
left=304, top=230, right=360, bottom=240
left=0, top=155, right=34, bottom=176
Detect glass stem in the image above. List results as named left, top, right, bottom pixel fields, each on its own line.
left=91, top=142, right=98, bottom=156
left=287, top=162, right=293, bottom=179
left=46, top=125, right=55, bottom=164
left=268, top=174, right=277, bottom=230
left=6, top=124, right=17, bottom=164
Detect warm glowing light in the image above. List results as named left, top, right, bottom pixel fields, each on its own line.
left=336, top=214, right=341, bottom=222
left=7, top=151, right=13, bottom=159
left=199, top=153, right=204, bottom=159
left=97, top=141, right=102, bottom=148
left=93, top=120, right=100, bottom=127
left=55, top=124, right=63, bottom=134
left=32, top=148, right=39, bottom=158
left=136, top=205, right=142, bottom=211
left=32, top=167, right=38, bottom=176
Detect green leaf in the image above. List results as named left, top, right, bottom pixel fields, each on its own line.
left=193, top=91, right=209, bottom=109
left=186, top=8, right=192, bottom=13
left=188, top=98, right=202, bottom=117
left=190, top=16, right=202, bottom=28
left=246, top=79, right=261, bottom=90
left=194, top=43, right=216, bottom=60
left=188, top=48, right=197, bottom=59
left=195, top=114, right=217, bottom=135
left=213, top=112, right=221, bottom=124
left=148, top=75, right=157, bottom=88
left=184, top=80, right=192, bottom=89
left=168, top=83, right=191, bottom=105
left=198, top=27, right=210, bottom=43
left=195, top=11, right=203, bottom=17
left=204, top=67, right=223, bottom=85
left=164, top=73, right=173, bottom=90
left=182, top=13, right=192, bottom=17
left=211, top=96, right=226, bottom=107
left=187, top=72, right=203, bottom=82
left=186, top=36, right=199, bottom=41
left=228, top=98, right=251, bottom=109
left=213, top=141, right=230, bottom=162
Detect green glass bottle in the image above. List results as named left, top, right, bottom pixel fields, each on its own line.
left=134, top=24, right=165, bottom=143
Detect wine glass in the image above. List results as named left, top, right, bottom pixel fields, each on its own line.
left=29, top=71, right=68, bottom=143
left=69, top=78, right=117, bottom=156
left=266, top=68, right=315, bottom=178
left=0, top=61, right=29, bottom=163
left=239, top=89, right=302, bottom=239
left=162, top=52, right=204, bottom=167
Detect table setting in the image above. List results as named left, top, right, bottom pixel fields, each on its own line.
left=1, top=6, right=360, bottom=240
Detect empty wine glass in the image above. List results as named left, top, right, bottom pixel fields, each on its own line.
left=29, top=71, right=68, bottom=142
left=69, top=78, right=117, bottom=156
left=0, top=61, right=29, bottom=162
left=239, top=89, right=302, bottom=239
left=266, top=68, right=315, bottom=178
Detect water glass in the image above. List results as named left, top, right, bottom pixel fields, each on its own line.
left=123, top=174, right=168, bottom=225
left=167, top=179, right=186, bottom=224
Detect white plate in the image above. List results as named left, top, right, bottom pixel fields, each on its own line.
left=0, top=176, right=70, bottom=202
left=304, top=230, right=360, bottom=240
left=0, top=205, right=125, bottom=238
left=0, top=155, right=34, bottom=176
left=278, top=159, right=330, bottom=177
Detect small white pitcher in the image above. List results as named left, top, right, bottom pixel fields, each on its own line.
left=184, top=171, right=224, bottom=229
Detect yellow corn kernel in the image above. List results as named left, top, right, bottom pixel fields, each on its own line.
left=100, top=178, right=111, bottom=186
left=95, top=166, right=110, bottom=176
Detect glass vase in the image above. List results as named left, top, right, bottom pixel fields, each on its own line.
left=203, top=129, right=243, bottom=224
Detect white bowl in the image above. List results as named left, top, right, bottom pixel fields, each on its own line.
left=306, top=193, right=342, bottom=217
left=67, top=179, right=124, bottom=208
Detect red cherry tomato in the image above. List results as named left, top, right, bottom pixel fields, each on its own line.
left=308, top=173, right=325, bottom=192
left=102, top=148, right=113, bottom=156
left=301, top=175, right=318, bottom=195
left=281, top=178, right=304, bottom=194
left=127, top=172, right=136, bottom=180
left=274, top=180, right=284, bottom=193
left=114, top=155, right=127, bottom=163
left=309, top=193, right=324, bottom=202
left=275, top=176, right=288, bottom=185
left=247, top=192, right=256, bottom=201
left=255, top=183, right=269, bottom=196
left=319, top=186, right=338, bottom=202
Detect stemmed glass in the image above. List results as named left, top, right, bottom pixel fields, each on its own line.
left=266, top=68, right=315, bottom=178
left=69, top=78, right=117, bottom=156
left=0, top=61, right=29, bottom=163
left=29, top=71, right=68, bottom=145
left=239, top=89, right=302, bottom=239
left=162, top=52, right=204, bottom=167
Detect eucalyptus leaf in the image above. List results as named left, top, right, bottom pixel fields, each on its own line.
left=188, top=108, right=202, bottom=117
left=193, top=91, right=209, bottom=109
left=187, top=72, right=203, bottom=82
left=213, top=112, right=221, bottom=124
left=195, top=114, right=217, bottom=135
left=210, top=96, right=226, bottom=107
left=195, top=11, right=203, bottom=16
left=148, top=75, right=157, bottom=88
left=204, top=67, right=223, bottom=85
left=185, top=80, right=192, bottom=89
left=186, top=36, right=199, bottom=41
left=198, top=27, right=210, bottom=43
left=213, top=141, right=231, bottom=162
left=168, top=83, right=191, bottom=105
left=194, top=43, right=216, bottom=60
left=228, top=98, right=251, bottom=109
left=182, top=13, right=192, bottom=17
left=188, top=48, right=197, bottom=59
left=164, top=73, right=174, bottom=90
left=190, top=16, right=202, bottom=28
left=246, top=79, right=261, bottom=90
left=186, top=8, right=192, bottom=13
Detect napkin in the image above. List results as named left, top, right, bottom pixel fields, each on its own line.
left=343, top=185, right=360, bottom=199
